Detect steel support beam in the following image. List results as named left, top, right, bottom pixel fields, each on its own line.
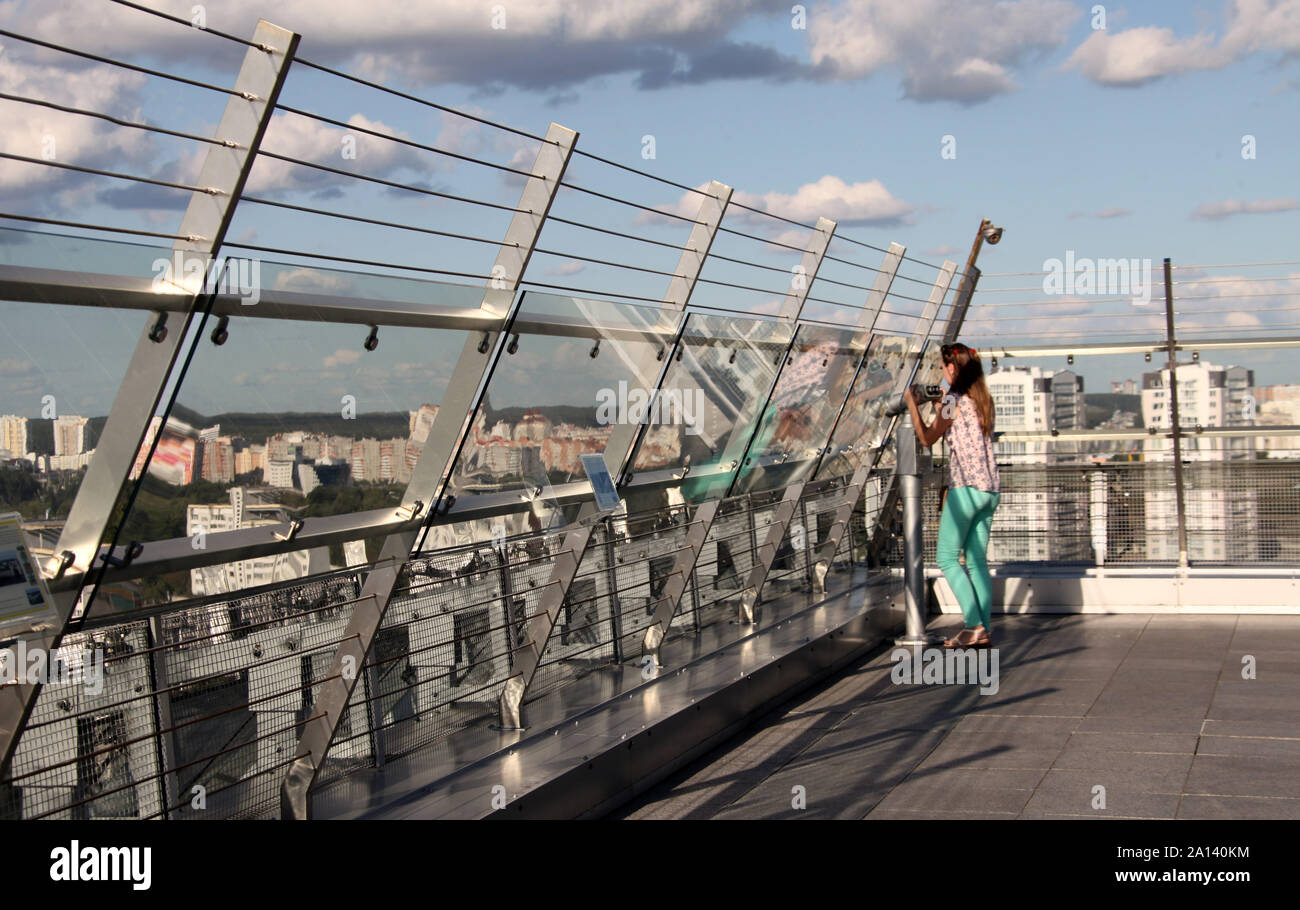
left=0, top=19, right=300, bottom=783
left=641, top=498, right=720, bottom=665
left=280, top=122, right=577, bottom=819
left=737, top=481, right=807, bottom=624
left=818, top=261, right=957, bottom=590
left=860, top=242, right=905, bottom=330
left=605, top=180, right=731, bottom=483
left=517, top=181, right=732, bottom=702
left=731, top=218, right=837, bottom=623
left=497, top=522, right=596, bottom=728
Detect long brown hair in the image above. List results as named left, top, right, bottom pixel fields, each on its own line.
left=942, top=342, right=995, bottom=437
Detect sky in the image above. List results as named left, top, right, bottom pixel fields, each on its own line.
left=1, top=0, right=1298, bottom=419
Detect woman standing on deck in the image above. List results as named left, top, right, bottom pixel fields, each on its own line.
left=903, top=342, right=1000, bottom=648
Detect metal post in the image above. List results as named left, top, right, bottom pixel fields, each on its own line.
left=894, top=420, right=932, bottom=645
left=1164, top=257, right=1189, bottom=570
left=280, top=122, right=577, bottom=820
left=719, top=218, right=837, bottom=624
left=508, top=182, right=731, bottom=687
left=364, top=662, right=385, bottom=769
left=605, top=181, right=731, bottom=483
left=861, top=242, right=905, bottom=331
left=601, top=519, right=624, bottom=663
left=0, top=20, right=300, bottom=783
left=943, top=265, right=980, bottom=343
left=498, top=523, right=596, bottom=728
left=811, top=261, right=956, bottom=592
left=145, top=616, right=179, bottom=819
left=641, top=498, right=720, bottom=664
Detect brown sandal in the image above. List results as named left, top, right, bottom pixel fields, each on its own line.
left=943, top=627, right=991, bottom=649
left=942, top=628, right=981, bottom=648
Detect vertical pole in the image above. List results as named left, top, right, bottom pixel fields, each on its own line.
left=364, top=662, right=385, bottom=769
left=601, top=520, right=624, bottom=663
left=1164, top=258, right=1189, bottom=570
left=145, top=616, right=178, bottom=819
left=0, top=20, right=300, bottom=784
left=281, top=123, right=577, bottom=819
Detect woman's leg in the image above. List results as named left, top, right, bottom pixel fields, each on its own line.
left=936, top=487, right=981, bottom=629
left=959, top=491, right=999, bottom=631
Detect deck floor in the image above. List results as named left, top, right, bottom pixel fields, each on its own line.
left=612, top=613, right=1300, bottom=819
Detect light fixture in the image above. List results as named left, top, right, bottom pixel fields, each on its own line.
left=507, top=334, right=519, bottom=355
left=1067, top=354, right=1074, bottom=365
left=1192, top=350, right=1199, bottom=362
left=589, top=340, right=600, bottom=359
left=1145, top=352, right=1152, bottom=362
left=363, top=325, right=379, bottom=352
left=981, top=222, right=1004, bottom=245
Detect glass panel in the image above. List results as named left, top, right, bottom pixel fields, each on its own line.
left=257, top=259, right=495, bottom=311
left=0, top=299, right=144, bottom=577
left=106, top=279, right=502, bottom=610
left=0, top=226, right=173, bottom=280
left=446, top=291, right=679, bottom=508
left=815, top=333, right=911, bottom=481
left=732, top=324, right=867, bottom=494
left=629, top=312, right=793, bottom=503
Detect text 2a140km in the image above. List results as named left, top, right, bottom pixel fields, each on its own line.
left=1119, top=846, right=1250, bottom=860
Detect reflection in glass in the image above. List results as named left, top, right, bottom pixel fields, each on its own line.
left=629, top=313, right=793, bottom=503
left=815, top=334, right=910, bottom=482
left=733, top=325, right=866, bottom=494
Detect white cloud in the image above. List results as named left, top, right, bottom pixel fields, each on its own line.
left=1064, top=27, right=1232, bottom=86
left=247, top=111, right=430, bottom=195
left=1, top=1, right=782, bottom=94
left=732, top=175, right=914, bottom=227
left=808, top=0, right=1078, bottom=102
left=322, top=348, right=362, bottom=367
left=1069, top=208, right=1134, bottom=219
left=544, top=260, right=586, bottom=276
left=0, top=54, right=153, bottom=204
left=1190, top=197, right=1299, bottom=220
left=1065, top=1, right=1300, bottom=87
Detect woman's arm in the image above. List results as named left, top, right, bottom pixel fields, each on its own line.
left=904, top=387, right=955, bottom=447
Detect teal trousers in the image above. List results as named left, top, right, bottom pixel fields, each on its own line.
left=936, top=486, right=1000, bottom=630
